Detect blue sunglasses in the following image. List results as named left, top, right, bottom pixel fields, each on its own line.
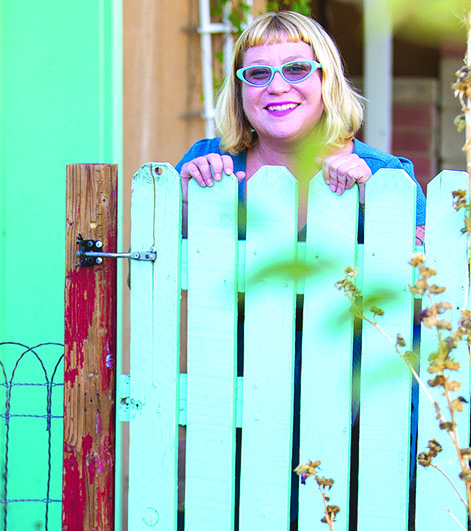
left=236, top=60, right=322, bottom=87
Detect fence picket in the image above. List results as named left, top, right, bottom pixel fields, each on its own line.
left=357, top=168, right=416, bottom=530
left=298, top=172, right=358, bottom=531
left=415, top=170, right=469, bottom=530
left=239, top=166, right=297, bottom=530
left=128, top=163, right=181, bottom=530
left=184, top=175, right=238, bottom=530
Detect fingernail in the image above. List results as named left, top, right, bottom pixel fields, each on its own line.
left=224, top=168, right=232, bottom=175
left=207, top=179, right=213, bottom=186
left=330, top=184, right=336, bottom=192
left=215, top=173, right=221, bottom=181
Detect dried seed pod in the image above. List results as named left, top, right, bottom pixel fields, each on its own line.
left=459, top=471, right=471, bottom=483
left=428, top=439, right=443, bottom=456
left=409, top=253, right=426, bottom=266
left=448, top=380, right=461, bottom=392
left=460, top=448, right=471, bottom=458
left=444, top=359, right=460, bottom=371
left=396, top=334, right=406, bottom=347
left=450, top=397, right=468, bottom=412
left=317, top=477, right=334, bottom=489
left=428, top=375, right=446, bottom=387
left=326, top=505, right=340, bottom=515
left=436, top=319, right=453, bottom=331
left=370, top=306, right=384, bottom=317
left=344, top=266, right=358, bottom=277
left=439, top=421, right=456, bottom=432
left=418, top=452, right=432, bottom=467
left=294, top=460, right=322, bottom=484
left=429, top=285, right=446, bottom=295
left=420, top=267, right=437, bottom=279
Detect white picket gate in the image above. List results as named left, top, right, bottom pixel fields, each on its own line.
left=122, top=163, right=469, bottom=530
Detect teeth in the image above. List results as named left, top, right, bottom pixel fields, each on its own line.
left=267, top=103, right=298, bottom=111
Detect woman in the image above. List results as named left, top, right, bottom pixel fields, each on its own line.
left=175, top=10, right=424, bottom=526
left=176, top=10, right=426, bottom=240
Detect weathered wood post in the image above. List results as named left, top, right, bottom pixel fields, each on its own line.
left=63, top=164, right=118, bottom=530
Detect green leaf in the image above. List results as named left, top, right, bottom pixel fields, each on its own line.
left=247, top=258, right=335, bottom=285
left=404, top=350, right=419, bottom=368
left=386, top=0, right=467, bottom=45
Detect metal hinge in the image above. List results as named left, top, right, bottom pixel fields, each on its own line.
left=76, top=234, right=156, bottom=267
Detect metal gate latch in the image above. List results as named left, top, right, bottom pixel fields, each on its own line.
left=76, top=234, right=156, bottom=267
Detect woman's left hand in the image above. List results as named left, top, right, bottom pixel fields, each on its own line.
left=320, top=153, right=372, bottom=202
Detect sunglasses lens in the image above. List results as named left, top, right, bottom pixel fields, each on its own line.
left=282, top=62, right=312, bottom=82
left=243, top=66, right=272, bottom=85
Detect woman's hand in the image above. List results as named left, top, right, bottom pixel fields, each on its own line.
left=180, top=153, right=245, bottom=195
left=320, top=153, right=372, bottom=203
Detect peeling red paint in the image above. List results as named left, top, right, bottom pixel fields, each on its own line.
left=64, top=366, right=78, bottom=386
left=63, top=165, right=117, bottom=531
left=64, top=267, right=97, bottom=369
left=82, top=434, right=96, bottom=485
left=62, top=444, right=86, bottom=529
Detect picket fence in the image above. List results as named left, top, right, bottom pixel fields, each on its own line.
left=123, top=163, right=469, bottom=531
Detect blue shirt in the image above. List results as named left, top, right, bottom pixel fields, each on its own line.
left=176, top=137, right=426, bottom=226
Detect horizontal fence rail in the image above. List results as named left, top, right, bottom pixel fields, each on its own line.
left=126, top=164, right=469, bottom=531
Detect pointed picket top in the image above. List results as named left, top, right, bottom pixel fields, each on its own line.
left=307, top=168, right=359, bottom=233
left=249, top=164, right=298, bottom=186
left=129, top=162, right=182, bottom=531
left=423, top=169, right=469, bottom=293
left=298, top=170, right=358, bottom=531
left=415, top=169, right=469, bottom=531
left=245, top=164, right=297, bottom=244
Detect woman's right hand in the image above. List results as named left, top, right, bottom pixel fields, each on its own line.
left=180, top=153, right=246, bottom=195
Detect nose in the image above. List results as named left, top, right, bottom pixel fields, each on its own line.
left=266, top=71, right=291, bottom=93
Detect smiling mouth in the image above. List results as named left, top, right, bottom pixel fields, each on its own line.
left=266, top=103, right=299, bottom=111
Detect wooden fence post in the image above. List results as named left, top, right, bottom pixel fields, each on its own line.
left=63, top=164, right=118, bottom=531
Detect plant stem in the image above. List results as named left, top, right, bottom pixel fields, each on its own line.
left=346, top=293, right=443, bottom=420
left=432, top=464, right=468, bottom=508
left=465, top=13, right=471, bottom=517
left=347, top=291, right=471, bottom=516
left=316, top=482, right=334, bottom=531
left=446, top=508, right=467, bottom=530
left=439, top=377, right=471, bottom=513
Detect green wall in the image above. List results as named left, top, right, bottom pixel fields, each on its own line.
left=0, top=0, right=122, bottom=528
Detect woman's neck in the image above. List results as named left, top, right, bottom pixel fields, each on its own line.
left=247, top=135, right=353, bottom=176
left=247, top=141, right=297, bottom=174
left=247, top=138, right=317, bottom=179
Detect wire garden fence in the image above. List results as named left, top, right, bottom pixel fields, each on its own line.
left=0, top=342, right=64, bottom=531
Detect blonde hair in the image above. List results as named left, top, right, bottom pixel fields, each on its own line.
left=215, top=11, right=364, bottom=154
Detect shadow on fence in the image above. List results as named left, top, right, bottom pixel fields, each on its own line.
left=0, top=342, right=64, bottom=531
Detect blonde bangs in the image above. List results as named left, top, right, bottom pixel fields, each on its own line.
left=235, top=19, right=310, bottom=64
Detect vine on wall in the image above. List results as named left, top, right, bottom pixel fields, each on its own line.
left=211, top=0, right=312, bottom=36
